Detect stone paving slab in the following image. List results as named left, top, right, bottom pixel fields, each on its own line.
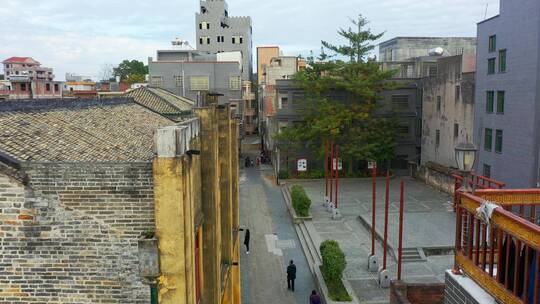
left=287, top=178, right=456, bottom=303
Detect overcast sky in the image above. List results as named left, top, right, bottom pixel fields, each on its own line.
left=0, top=0, right=500, bottom=81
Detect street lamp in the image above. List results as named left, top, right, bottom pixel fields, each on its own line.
left=455, top=142, right=477, bottom=192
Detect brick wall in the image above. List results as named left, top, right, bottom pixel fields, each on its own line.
left=390, top=281, right=446, bottom=304
left=0, top=162, right=155, bottom=303
left=444, top=271, right=495, bottom=304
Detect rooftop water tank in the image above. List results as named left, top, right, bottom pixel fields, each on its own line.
left=429, top=47, right=445, bottom=56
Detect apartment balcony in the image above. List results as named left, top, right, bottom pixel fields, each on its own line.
left=454, top=189, right=540, bottom=304
left=8, top=75, right=30, bottom=82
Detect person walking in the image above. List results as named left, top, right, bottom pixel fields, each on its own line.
left=243, top=228, right=250, bottom=254
left=286, top=260, right=296, bottom=292
left=310, top=290, right=321, bottom=304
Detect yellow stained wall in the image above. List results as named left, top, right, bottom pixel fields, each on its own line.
left=153, top=157, right=187, bottom=304
left=153, top=109, right=240, bottom=304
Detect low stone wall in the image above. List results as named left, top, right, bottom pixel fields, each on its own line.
left=415, top=162, right=456, bottom=195
left=390, top=281, right=445, bottom=304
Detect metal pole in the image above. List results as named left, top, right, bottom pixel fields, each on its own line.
left=383, top=170, right=390, bottom=270
left=335, top=144, right=340, bottom=209
left=329, top=142, right=334, bottom=203
left=325, top=140, right=329, bottom=198
left=397, top=180, right=405, bottom=280
left=371, top=165, right=377, bottom=256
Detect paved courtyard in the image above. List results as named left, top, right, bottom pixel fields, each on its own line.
left=288, top=177, right=456, bottom=303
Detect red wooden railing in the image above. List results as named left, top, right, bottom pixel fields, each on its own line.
left=453, top=173, right=506, bottom=209
left=455, top=190, right=540, bottom=304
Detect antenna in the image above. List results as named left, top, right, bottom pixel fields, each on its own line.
left=484, top=3, right=489, bottom=19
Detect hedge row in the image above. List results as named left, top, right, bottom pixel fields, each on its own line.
left=320, top=240, right=351, bottom=301
left=290, top=185, right=311, bottom=217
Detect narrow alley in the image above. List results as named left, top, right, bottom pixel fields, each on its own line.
left=239, top=158, right=316, bottom=304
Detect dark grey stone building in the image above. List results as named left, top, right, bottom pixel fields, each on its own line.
left=474, top=0, right=540, bottom=188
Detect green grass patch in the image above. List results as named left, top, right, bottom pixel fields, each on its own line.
left=320, top=266, right=352, bottom=301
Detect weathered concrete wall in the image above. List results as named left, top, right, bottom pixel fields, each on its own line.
left=0, top=162, right=155, bottom=303
left=379, top=37, right=477, bottom=62
left=422, top=55, right=475, bottom=169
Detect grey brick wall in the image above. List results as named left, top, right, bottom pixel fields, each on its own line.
left=0, top=162, right=155, bottom=303
left=444, top=271, right=495, bottom=304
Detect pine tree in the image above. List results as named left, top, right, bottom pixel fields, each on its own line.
left=276, top=15, right=398, bottom=173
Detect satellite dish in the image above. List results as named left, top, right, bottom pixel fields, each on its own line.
left=429, top=47, right=445, bottom=56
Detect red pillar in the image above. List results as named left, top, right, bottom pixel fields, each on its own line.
left=329, top=142, right=334, bottom=202
left=325, top=141, right=329, bottom=198
left=334, top=144, right=340, bottom=209
left=371, top=165, right=377, bottom=256
left=397, top=180, right=405, bottom=280
left=383, top=170, right=390, bottom=270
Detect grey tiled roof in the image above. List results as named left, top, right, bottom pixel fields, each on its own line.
left=0, top=98, right=177, bottom=162
left=123, top=87, right=194, bottom=121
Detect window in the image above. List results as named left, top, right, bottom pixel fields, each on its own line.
left=151, top=76, right=163, bottom=88
left=232, top=36, right=243, bottom=44
left=436, top=130, right=440, bottom=147
left=488, top=58, right=496, bottom=74
left=190, top=76, right=209, bottom=91
left=20, top=83, right=26, bottom=91
left=496, top=91, right=505, bottom=114
left=436, top=96, right=442, bottom=112
left=174, top=76, right=183, bottom=87
left=54, top=84, right=59, bottom=92
left=454, top=123, right=459, bottom=138
left=199, top=22, right=210, bottom=29
left=229, top=76, right=241, bottom=90
left=483, top=164, right=491, bottom=178
left=217, top=36, right=224, bottom=43
left=391, top=95, right=409, bottom=109
left=397, top=125, right=410, bottom=138
left=199, top=37, right=211, bottom=45
left=455, top=85, right=460, bottom=101
left=489, top=35, right=496, bottom=53
left=46, top=83, right=50, bottom=91
left=279, top=97, right=289, bottom=109
left=484, top=128, right=493, bottom=151
left=499, top=49, right=506, bottom=73
left=428, top=65, right=438, bottom=77
left=495, top=129, right=503, bottom=153
left=486, top=91, right=494, bottom=113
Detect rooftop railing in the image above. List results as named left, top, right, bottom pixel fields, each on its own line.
left=455, top=190, right=540, bottom=304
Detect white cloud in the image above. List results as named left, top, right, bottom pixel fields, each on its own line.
left=0, top=0, right=500, bottom=80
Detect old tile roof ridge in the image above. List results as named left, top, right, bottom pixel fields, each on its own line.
left=0, top=98, right=134, bottom=112
left=0, top=98, right=177, bottom=162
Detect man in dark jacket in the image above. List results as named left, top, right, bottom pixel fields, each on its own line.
left=286, top=260, right=296, bottom=292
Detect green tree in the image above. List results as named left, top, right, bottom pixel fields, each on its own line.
left=276, top=15, right=398, bottom=173
left=113, top=60, right=148, bottom=84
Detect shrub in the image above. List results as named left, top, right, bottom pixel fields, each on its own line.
left=290, top=185, right=311, bottom=217
left=308, top=169, right=325, bottom=179
left=320, top=240, right=346, bottom=282
left=320, top=240, right=351, bottom=301
left=278, top=170, right=290, bottom=180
